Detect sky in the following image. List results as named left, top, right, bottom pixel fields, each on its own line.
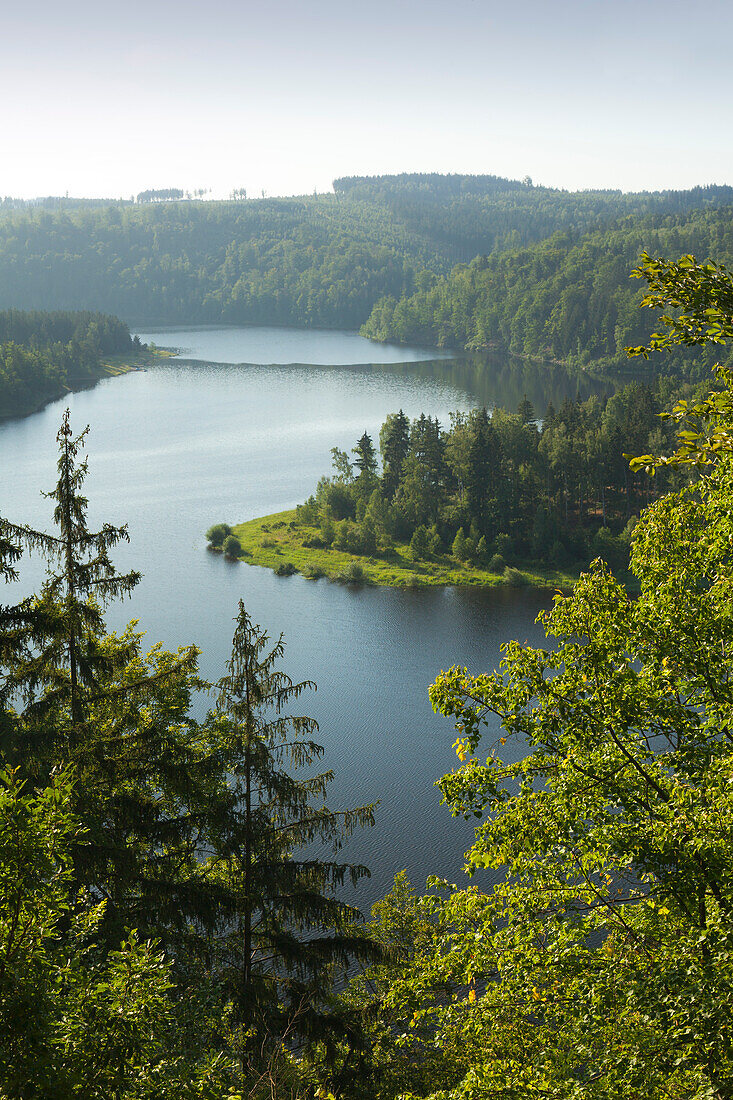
left=2, top=0, right=732, bottom=200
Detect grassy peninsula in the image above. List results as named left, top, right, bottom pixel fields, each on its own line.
left=214, top=384, right=684, bottom=589
left=223, top=509, right=577, bottom=588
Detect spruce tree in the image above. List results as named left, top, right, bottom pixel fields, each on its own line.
left=379, top=410, right=410, bottom=500
left=352, top=431, right=378, bottom=499
left=212, top=601, right=378, bottom=1047
left=0, top=413, right=232, bottom=958
left=2, top=411, right=141, bottom=732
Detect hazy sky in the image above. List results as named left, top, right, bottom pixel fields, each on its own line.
left=3, top=0, right=731, bottom=199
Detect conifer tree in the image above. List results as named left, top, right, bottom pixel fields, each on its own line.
left=0, top=413, right=231, bottom=958
left=352, top=431, right=378, bottom=497
left=379, top=410, right=410, bottom=500
left=212, top=601, right=378, bottom=1045
left=2, top=411, right=141, bottom=731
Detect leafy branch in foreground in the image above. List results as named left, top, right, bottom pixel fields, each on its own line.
left=336, top=256, right=733, bottom=1100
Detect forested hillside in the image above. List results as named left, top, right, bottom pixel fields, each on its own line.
left=0, top=176, right=731, bottom=358
left=362, top=204, right=733, bottom=377
left=0, top=309, right=134, bottom=417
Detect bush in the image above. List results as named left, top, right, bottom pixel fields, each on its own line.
left=222, top=535, right=242, bottom=559
left=326, top=482, right=356, bottom=521
left=410, top=525, right=430, bottom=560
left=275, top=562, right=298, bottom=577
left=503, top=565, right=528, bottom=587
left=296, top=496, right=319, bottom=526
left=303, top=563, right=326, bottom=580
left=488, top=553, right=505, bottom=573
left=338, top=562, right=366, bottom=584
left=452, top=526, right=469, bottom=562
left=260, top=536, right=276, bottom=548
left=206, top=522, right=231, bottom=548
left=495, top=532, right=513, bottom=556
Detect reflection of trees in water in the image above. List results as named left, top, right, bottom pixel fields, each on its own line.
left=376, top=353, right=613, bottom=413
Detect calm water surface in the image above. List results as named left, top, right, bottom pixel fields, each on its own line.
left=2, top=327, right=558, bottom=911
left=135, top=324, right=454, bottom=366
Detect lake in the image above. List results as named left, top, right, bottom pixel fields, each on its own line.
left=1, top=326, right=570, bottom=912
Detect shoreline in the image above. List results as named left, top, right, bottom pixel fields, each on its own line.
left=0, top=347, right=174, bottom=423
left=224, top=509, right=580, bottom=590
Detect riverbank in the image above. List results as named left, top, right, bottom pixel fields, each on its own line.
left=0, top=346, right=175, bottom=421
left=226, top=509, right=578, bottom=589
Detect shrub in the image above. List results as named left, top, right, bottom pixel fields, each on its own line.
left=296, top=496, right=319, bottom=526
left=359, top=517, right=377, bottom=556
left=503, top=565, right=528, bottom=587
left=452, top=526, right=469, bottom=562
left=495, top=532, right=513, bottom=556
left=410, top=525, right=430, bottom=560
left=303, top=564, right=326, bottom=580
left=338, top=562, right=366, bottom=584
left=326, top=482, right=356, bottom=521
left=222, top=535, right=242, bottom=559
left=488, top=553, right=505, bottom=573
left=275, top=562, right=298, bottom=576
left=206, top=523, right=231, bottom=548
left=334, top=520, right=350, bottom=551
left=260, top=536, right=276, bottom=548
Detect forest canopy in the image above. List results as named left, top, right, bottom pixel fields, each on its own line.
left=0, top=176, right=732, bottom=382
left=0, top=309, right=134, bottom=418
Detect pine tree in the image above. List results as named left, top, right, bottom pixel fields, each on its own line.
left=452, top=526, right=468, bottom=562
left=0, top=413, right=233, bottom=958
left=3, top=411, right=141, bottom=731
left=379, top=410, right=410, bottom=500
left=352, top=431, right=378, bottom=498
left=212, top=601, right=378, bottom=1046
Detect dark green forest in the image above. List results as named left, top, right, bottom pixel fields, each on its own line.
left=361, top=207, right=733, bottom=377
left=0, top=310, right=134, bottom=417
left=292, top=372, right=691, bottom=578
left=0, top=175, right=732, bottom=377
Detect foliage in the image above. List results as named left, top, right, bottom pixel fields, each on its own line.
left=0, top=767, right=228, bottom=1099
left=340, top=254, right=733, bottom=1100
left=206, top=523, right=232, bottom=548
left=228, top=508, right=579, bottom=590
left=222, top=534, right=242, bottom=558
left=361, top=203, right=733, bottom=379
left=258, top=383, right=692, bottom=578
left=0, top=309, right=133, bottom=417
left=1, top=415, right=381, bottom=1093
left=1, top=179, right=733, bottom=385
left=209, top=602, right=378, bottom=1056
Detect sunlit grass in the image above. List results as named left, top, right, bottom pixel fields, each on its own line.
left=228, top=510, right=577, bottom=589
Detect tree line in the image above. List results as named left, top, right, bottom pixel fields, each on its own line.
left=0, top=176, right=731, bottom=360
left=362, top=206, right=733, bottom=379
left=0, top=309, right=135, bottom=418
left=295, top=375, right=692, bottom=576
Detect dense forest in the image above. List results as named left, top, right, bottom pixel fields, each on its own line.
left=287, top=373, right=690, bottom=579
left=0, top=309, right=135, bottom=417
left=0, top=176, right=732, bottom=381
left=3, top=253, right=733, bottom=1097
left=361, top=208, right=733, bottom=377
